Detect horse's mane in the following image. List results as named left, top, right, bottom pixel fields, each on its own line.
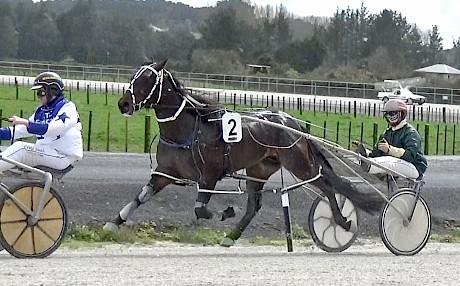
left=168, top=71, right=220, bottom=107
left=141, top=60, right=221, bottom=108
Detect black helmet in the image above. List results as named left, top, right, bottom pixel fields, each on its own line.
left=30, top=71, right=64, bottom=101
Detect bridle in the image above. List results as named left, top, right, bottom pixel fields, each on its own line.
left=127, top=64, right=221, bottom=182
left=127, top=64, right=206, bottom=122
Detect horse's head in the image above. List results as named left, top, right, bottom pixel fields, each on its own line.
left=118, top=59, right=168, bottom=116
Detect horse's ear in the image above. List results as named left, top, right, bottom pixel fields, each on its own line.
left=154, top=59, right=168, bottom=71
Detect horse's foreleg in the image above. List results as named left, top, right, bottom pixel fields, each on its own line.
left=103, top=175, right=171, bottom=231
left=220, top=181, right=263, bottom=247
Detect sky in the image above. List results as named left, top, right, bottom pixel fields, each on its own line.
left=171, top=0, right=459, bottom=49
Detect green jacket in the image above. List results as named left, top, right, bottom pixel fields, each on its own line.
left=370, top=123, right=427, bottom=176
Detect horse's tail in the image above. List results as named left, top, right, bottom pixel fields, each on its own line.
left=308, top=138, right=384, bottom=215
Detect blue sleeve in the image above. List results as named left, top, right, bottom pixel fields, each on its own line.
left=27, top=121, right=49, bottom=135
left=0, top=127, right=11, bottom=141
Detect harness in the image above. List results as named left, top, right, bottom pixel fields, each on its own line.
left=128, top=64, right=316, bottom=186
left=128, top=65, right=230, bottom=183
left=155, top=109, right=230, bottom=182
left=159, top=136, right=192, bottom=150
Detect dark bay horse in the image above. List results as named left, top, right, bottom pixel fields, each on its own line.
left=103, top=59, right=383, bottom=246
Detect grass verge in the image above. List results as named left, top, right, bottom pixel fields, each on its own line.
left=62, top=219, right=460, bottom=249
left=62, top=221, right=315, bottom=249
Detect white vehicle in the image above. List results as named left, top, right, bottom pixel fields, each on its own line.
left=377, top=80, right=426, bottom=105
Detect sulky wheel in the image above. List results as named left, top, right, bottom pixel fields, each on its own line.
left=379, top=189, right=431, bottom=256
left=308, top=193, right=358, bottom=252
left=0, top=182, right=68, bottom=258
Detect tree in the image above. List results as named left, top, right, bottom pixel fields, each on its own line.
left=198, top=7, right=241, bottom=50
left=255, top=16, right=275, bottom=56
left=403, top=25, right=425, bottom=68
left=274, top=33, right=326, bottom=73
left=89, top=13, right=148, bottom=66
left=16, top=3, right=60, bottom=61
left=272, top=5, right=292, bottom=50
left=56, top=0, right=96, bottom=63
left=426, top=25, right=443, bottom=64
left=366, top=9, right=412, bottom=70
left=324, top=5, right=371, bottom=67
left=0, top=3, right=18, bottom=59
left=145, top=24, right=196, bottom=70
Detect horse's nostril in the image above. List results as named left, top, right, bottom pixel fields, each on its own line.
left=118, top=101, right=130, bottom=114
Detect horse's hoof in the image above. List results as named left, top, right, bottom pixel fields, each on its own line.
left=345, top=220, right=358, bottom=233
left=221, top=206, right=235, bottom=221
left=220, top=237, right=235, bottom=247
left=195, top=206, right=214, bottom=220
left=103, top=222, right=120, bottom=233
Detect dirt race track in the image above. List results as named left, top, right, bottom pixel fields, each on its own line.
left=1, top=241, right=460, bottom=285
left=1, top=152, right=460, bottom=285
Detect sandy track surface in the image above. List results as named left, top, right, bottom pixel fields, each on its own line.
left=1, top=241, right=459, bottom=285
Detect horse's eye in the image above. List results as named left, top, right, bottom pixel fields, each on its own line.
left=145, top=70, right=153, bottom=78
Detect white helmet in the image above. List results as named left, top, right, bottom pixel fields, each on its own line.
left=383, top=99, right=407, bottom=127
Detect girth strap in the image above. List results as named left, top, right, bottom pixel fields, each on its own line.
left=220, top=143, right=231, bottom=180
left=159, top=136, right=192, bottom=149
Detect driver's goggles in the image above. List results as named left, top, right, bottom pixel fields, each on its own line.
left=384, top=111, right=398, bottom=117
left=36, top=88, right=46, bottom=98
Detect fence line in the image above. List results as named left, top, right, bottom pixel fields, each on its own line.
left=98, top=115, right=458, bottom=156
left=2, top=78, right=459, bottom=124
left=1, top=79, right=459, bottom=155
left=1, top=60, right=460, bottom=104
left=0, top=107, right=456, bottom=155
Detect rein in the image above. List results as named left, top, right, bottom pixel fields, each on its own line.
left=1, top=117, right=15, bottom=145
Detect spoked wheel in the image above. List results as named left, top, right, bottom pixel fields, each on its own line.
left=379, top=189, right=431, bottom=256
left=308, top=193, right=358, bottom=252
left=0, top=182, right=68, bottom=258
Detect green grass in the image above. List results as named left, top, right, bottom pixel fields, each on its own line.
left=65, top=221, right=228, bottom=245
left=429, top=220, right=460, bottom=243
left=1, top=85, right=458, bottom=155
left=62, top=219, right=460, bottom=247
left=62, top=221, right=314, bottom=247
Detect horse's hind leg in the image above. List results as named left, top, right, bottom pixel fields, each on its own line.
left=195, top=185, right=235, bottom=221
left=277, top=145, right=355, bottom=232
left=220, top=180, right=264, bottom=247
left=220, top=160, right=279, bottom=247
left=322, top=187, right=356, bottom=231
left=311, top=178, right=357, bottom=232
left=103, top=175, right=173, bottom=231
